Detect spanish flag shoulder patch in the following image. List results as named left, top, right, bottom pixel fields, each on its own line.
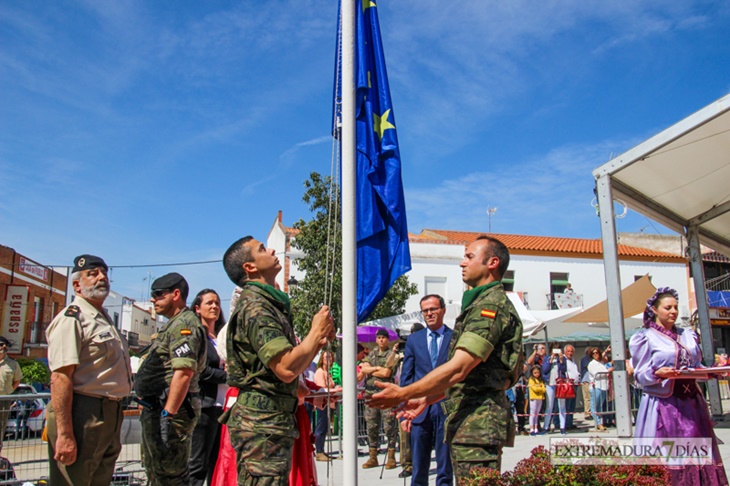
left=180, top=329, right=192, bottom=336
left=480, top=309, right=496, bottom=319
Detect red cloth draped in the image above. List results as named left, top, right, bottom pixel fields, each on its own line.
left=210, top=387, right=317, bottom=486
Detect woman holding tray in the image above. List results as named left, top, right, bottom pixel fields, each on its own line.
left=629, top=287, right=728, bottom=485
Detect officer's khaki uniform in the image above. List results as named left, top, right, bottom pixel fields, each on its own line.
left=46, top=296, right=133, bottom=486
left=135, top=308, right=206, bottom=486
left=0, top=355, right=22, bottom=449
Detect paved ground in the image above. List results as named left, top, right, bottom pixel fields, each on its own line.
left=315, top=411, right=730, bottom=485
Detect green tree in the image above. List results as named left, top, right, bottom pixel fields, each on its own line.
left=290, top=172, right=418, bottom=338
left=16, top=358, right=50, bottom=386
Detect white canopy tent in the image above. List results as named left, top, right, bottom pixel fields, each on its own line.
left=593, top=92, right=730, bottom=437
left=362, top=292, right=578, bottom=340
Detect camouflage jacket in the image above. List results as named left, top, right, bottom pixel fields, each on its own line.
left=135, top=307, right=207, bottom=397
left=226, top=283, right=298, bottom=400
left=442, top=282, right=523, bottom=447
left=362, top=346, right=399, bottom=393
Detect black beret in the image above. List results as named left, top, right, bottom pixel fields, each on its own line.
left=376, top=328, right=390, bottom=338
left=151, top=272, right=189, bottom=293
left=73, top=255, right=108, bottom=274
left=0, top=336, right=11, bottom=347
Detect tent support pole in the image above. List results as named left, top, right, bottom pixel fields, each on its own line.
left=687, top=224, right=724, bottom=418
left=595, top=175, right=633, bottom=438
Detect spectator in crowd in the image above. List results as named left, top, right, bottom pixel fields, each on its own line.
left=46, top=255, right=133, bottom=486
left=562, top=344, right=580, bottom=429
left=360, top=329, right=401, bottom=469
left=579, top=347, right=594, bottom=421
left=602, top=349, right=615, bottom=427
left=528, top=365, right=546, bottom=436
left=513, top=363, right=529, bottom=436
left=190, top=289, right=228, bottom=486
left=0, top=336, right=21, bottom=452
left=527, top=343, right=547, bottom=367
left=400, top=295, right=453, bottom=486
left=313, top=350, right=341, bottom=462
left=587, top=347, right=608, bottom=431
left=563, top=283, right=574, bottom=295
left=541, top=342, right=567, bottom=434
left=630, top=287, right=728, bottom=484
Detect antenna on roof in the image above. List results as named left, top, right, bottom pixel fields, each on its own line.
left=486, top=206, right=497, bottom=233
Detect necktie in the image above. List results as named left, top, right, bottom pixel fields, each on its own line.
left=430, top=331, right=439, bottom=368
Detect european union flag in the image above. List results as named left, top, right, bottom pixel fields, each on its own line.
left=349, top=0, right=411, bottom=322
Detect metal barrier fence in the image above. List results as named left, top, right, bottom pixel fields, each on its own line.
left=0, top=392, right=146, bottom=486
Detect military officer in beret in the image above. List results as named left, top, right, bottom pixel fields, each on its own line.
left=221, top=236, right=335, bottom=485
left=46, top=254, right=133, bottom=486
left=135, top=272, right=206, bottom=485
left=368, top=236, right=523, bottom=482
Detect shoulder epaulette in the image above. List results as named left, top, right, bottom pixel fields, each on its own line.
left=64, top=305, right=81, bottom=318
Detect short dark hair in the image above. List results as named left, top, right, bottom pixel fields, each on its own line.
left=475, top=235, right=510, bottom=279
left=419, top=294, right=445, bottom=308
left=223, top=236, right=254, bottom=286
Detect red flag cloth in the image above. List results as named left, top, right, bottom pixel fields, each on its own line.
left=210, top=387, right=317, bottom=486
left=289, top=404, right=318, bottom=486
left=210, top=388, right=238, bottom=486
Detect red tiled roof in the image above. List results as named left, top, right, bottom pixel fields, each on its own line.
left=412, top=229, right=684, bottom=260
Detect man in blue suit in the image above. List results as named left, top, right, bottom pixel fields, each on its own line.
left=400, top=295, right=454, bottom=486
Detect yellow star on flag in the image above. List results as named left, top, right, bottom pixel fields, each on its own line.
left=362, top=0, right=376, bottom=12
left=373, top=109, right=395, bottom=140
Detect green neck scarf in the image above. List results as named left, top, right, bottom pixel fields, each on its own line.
left=461, top=281, right=501, bottom=311
left=247, top=282, right=291, bottom=314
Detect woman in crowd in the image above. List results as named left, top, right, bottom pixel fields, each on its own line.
left=313, top=350, right=341, bottom=462
left=630, top=287, right=728, bottom=484
left=587, top=347, right=608, bottom=431
left=189, top=289, right=228, bottom=486
left=541, top=342, right=568, bottom=434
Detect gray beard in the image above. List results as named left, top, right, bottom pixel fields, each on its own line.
left=80, top=283, right=110, bottom=301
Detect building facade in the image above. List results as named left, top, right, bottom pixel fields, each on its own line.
left=0, top=245, right=68, bottom=359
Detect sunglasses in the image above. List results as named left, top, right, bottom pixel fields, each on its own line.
left=151, top=289, right=172, bottom=299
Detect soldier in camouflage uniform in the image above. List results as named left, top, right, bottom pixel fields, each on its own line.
left=359, top=328, right=400, bottom=469
left=221, top=236, right=335, bottom=485
left=367, top=236, right=523, bottom=482
left=135, top=273, right=207, bottom=486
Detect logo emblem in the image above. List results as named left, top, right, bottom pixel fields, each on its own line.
left=78, top=258, right=86, bottom=268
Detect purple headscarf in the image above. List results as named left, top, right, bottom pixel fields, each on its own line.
left=643, top=286, right=680, bottom=328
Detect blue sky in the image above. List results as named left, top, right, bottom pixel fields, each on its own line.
left=2, top=0, right=729, bottom=308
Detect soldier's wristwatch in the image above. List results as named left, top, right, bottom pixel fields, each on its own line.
left=161, top=409, right=172, bottom=418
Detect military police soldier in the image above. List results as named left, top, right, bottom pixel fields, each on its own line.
left=135, top=272, right=207, bottom=485
left=221, top=236, right=335, bottom=485
left=368, top=236, right=523, bottom=481
left=46, top=255, right=133, bottom=486
left=359, top=328, right=400, bottom=469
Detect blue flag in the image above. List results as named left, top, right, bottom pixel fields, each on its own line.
left=342, top=0, right=411, bottom=322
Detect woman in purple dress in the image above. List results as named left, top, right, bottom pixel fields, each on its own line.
left=629, top=287, right=728, bottom=485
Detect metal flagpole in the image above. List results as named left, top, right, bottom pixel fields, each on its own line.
left=340, top=0, right=358, bottom=484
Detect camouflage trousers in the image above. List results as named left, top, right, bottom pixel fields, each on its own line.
left=364, top=405, right=398, bottom=449
left=450, top=443, right=502, bottom=483
left=140, top=398, right=200, bottom=486
left=224, top=400, right=299, bottom=486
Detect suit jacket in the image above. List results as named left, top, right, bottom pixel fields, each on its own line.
left=400, top=326, right=453, bottom=425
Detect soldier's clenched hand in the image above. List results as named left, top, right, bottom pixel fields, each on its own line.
left=311, top=306, right=335, bottom=344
